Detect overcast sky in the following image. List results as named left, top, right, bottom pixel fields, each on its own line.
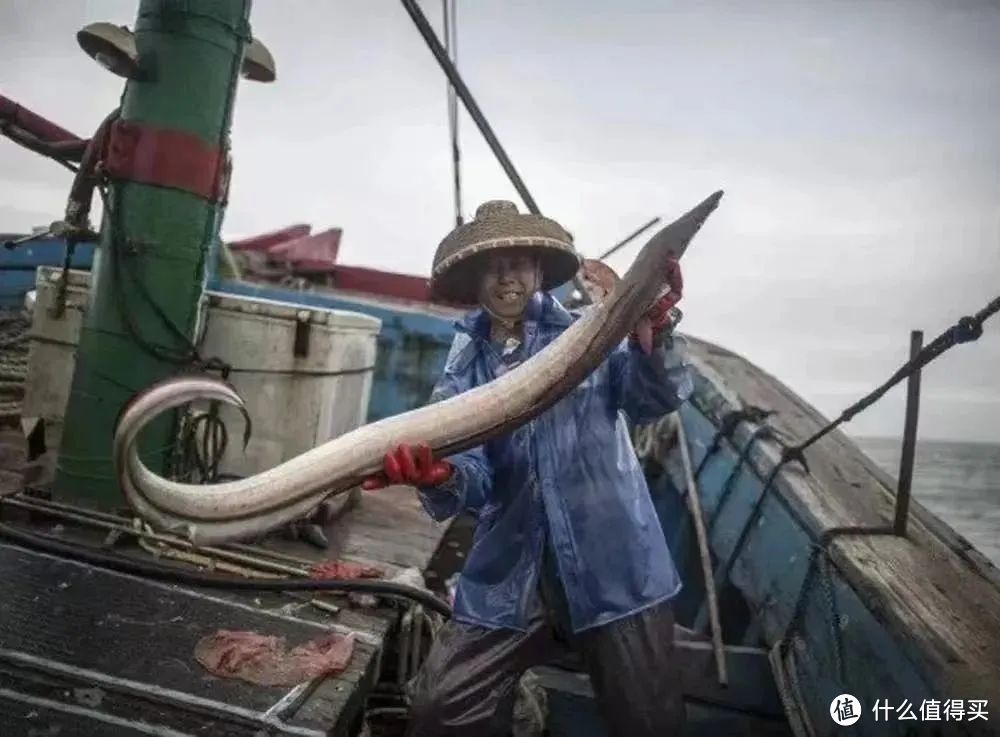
left=1, top=0, right=998, bottom=442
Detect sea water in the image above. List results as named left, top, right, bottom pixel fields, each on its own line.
left=855, top=437, right=1000, bottom=567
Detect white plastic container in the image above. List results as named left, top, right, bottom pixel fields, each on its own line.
left=21, top=267, right=90, bottom=457
left=22, top=268, right=381, bottom=485
left=198, top=290, right=380, bottom=478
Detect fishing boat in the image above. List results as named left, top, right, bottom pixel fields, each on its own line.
left=1, top=3, right=998, bottom=737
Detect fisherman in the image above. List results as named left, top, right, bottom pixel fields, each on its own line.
left=362, top=200, right=692, bottom=737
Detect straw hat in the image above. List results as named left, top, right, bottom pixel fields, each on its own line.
left=429, top=200, right=581, bottom=304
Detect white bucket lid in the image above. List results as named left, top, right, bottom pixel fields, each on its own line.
left=205, top=290, right=381, bottom=332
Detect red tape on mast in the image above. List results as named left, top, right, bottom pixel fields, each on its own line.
left=104, top=120, right=229, bottom=202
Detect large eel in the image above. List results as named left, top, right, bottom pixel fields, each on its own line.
left=112, top=191, right=723, bottom=545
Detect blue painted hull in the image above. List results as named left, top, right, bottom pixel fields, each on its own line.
left=530, top=337, right=1000, bottom=737
left=637, top=341, right=1000, bottom=737
left=663, top=401, right=931, bottom=737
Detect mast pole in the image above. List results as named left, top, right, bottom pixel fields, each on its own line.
left=55, top=0, right=252, bottom=506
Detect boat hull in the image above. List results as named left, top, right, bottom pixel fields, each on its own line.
left=637, top=337, right=1000, bottom=737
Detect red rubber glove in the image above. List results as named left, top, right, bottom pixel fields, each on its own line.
left=362, top=442, right=454, bottom=490
left=631, top=256, right=683, bottom=354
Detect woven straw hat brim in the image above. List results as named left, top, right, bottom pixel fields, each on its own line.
left=429, top=200, right=581, bottom=305
left=430, top=238, right=580, bottom=305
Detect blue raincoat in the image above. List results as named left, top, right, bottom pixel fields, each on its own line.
left=418, top=292, right=693, bottom=633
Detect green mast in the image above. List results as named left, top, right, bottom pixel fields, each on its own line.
left=55, top=0, right=253, bottom=506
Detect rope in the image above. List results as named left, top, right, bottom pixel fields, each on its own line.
left=99, top=186, right=202, bottom=367
left=103, top=186, right=230, bottom=479
left=176, top=402, right=229, bottom=483
left=99, top=187, right=377, bottom=379
left=97, top=185, right=379, bottom=488
left=793, top=295, right=999, bottom=453
left=0, top=330, right=29, bottom=350
left=27, top=336, right=373, bottom=379
left=632, top=413, right=674, bottom=464
left=721, top=293, right=999, bottom=575
left=695, top=406, right=774, bottom=479
left=136, top=7, right=253, bottom=41
left=778, top=525, right=895, bottom=682
left=706, top=293, right=999, bottom=702
left=716, top=460, right=786, bottom=585
left=706, top=424, right=776, bottom=530
left=0, top=519, right=452, bottom=618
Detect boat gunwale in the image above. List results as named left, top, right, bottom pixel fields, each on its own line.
left=671, top=335, right=1000, bottom=716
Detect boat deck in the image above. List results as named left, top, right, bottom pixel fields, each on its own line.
left=0, top=304, right=452, bottom=735
left=0, top=420, right=447, bottom=735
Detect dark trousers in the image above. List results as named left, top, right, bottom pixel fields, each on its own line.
left=405, top=597, right=684, bottom=737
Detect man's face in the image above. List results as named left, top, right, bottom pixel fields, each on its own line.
left=477, top=251, right=541, bottom=321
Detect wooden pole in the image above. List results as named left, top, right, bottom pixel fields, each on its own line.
left=597, top=216, right=661, bottom=261
left=676, top=414, right=728, bottom=685
left=442, top=0, right=462, bottom=227
left=894, top=330, right=923, bottom=536
left=398, top=0, right=593, bottom=303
